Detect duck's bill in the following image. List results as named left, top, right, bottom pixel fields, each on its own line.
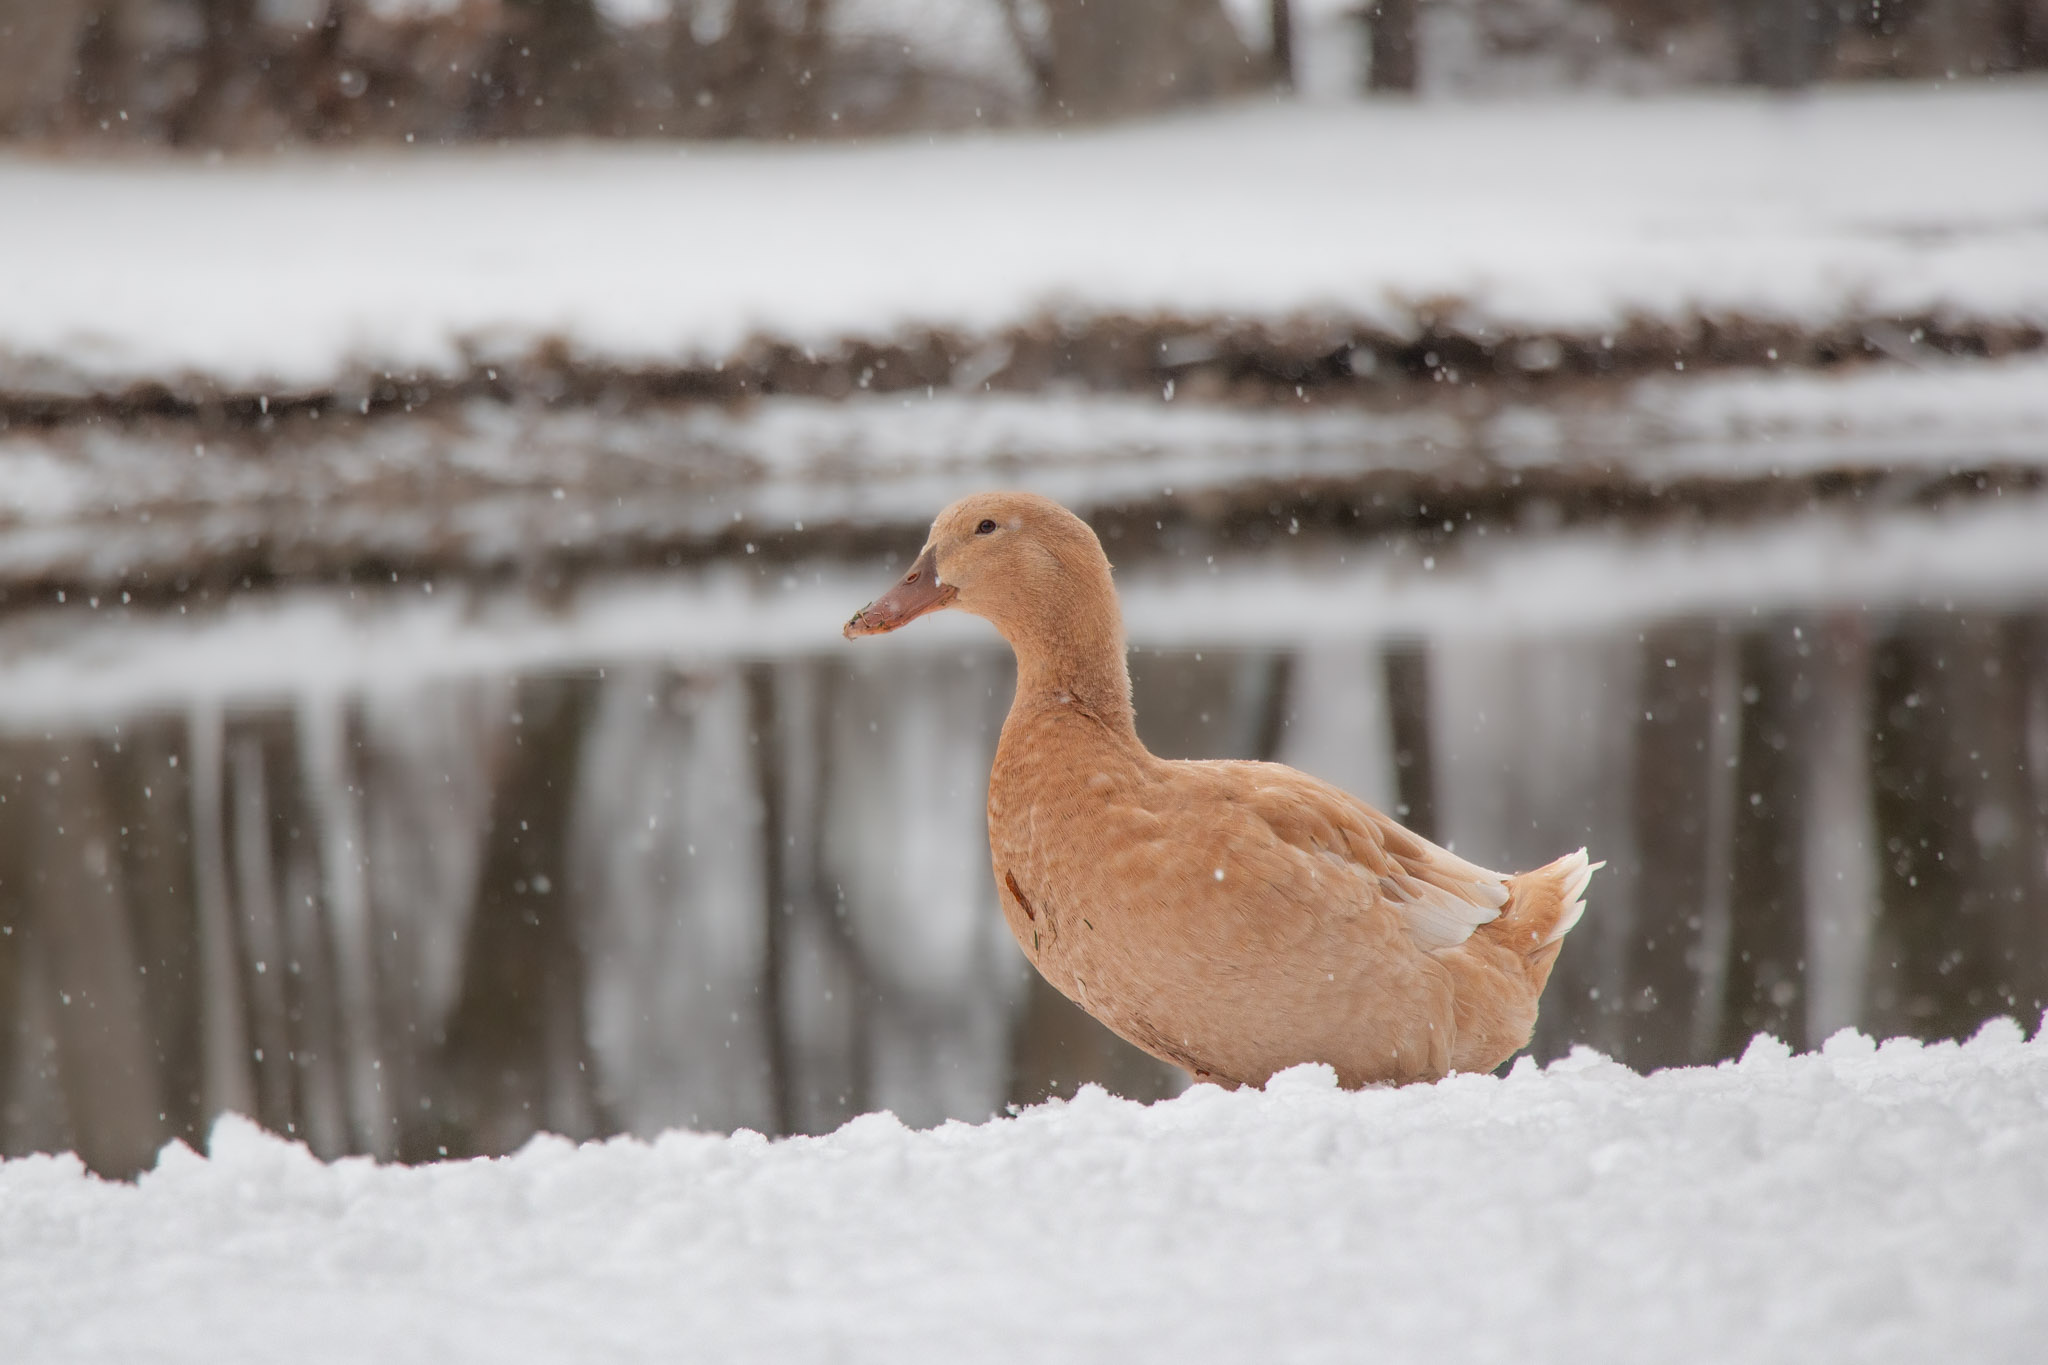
left=843, top=547, right=957, bottom=638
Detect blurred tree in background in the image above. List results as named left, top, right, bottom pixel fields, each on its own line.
left=0, top=0, right=2042, bottom=148
left=0, top=0, right=1271, bottom=146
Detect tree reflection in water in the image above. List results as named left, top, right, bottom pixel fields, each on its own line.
left=2, top=602, right=2044, bottom=1177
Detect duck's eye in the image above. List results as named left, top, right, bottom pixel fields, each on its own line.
left=975, top=519, right=998, bottom=535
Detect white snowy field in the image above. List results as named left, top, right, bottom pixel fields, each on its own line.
left=3, top=80, right=2046, bottom=395
left=1, top=1024, right=2042, bottom=1364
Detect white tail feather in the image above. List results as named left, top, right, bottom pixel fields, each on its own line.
left=1396, top=877, right=1503, bottom=951
left=1542, top=847, right=1604, bottom=945
left=1385, top=839, right=1510, bottom=952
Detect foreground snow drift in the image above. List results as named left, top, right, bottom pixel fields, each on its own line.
left=2, top=1024, right=2042, bottom=1363
left=4, top=82, right=2046, bottom=396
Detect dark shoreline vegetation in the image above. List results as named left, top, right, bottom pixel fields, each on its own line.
left=0, top=449, right=2038, bottom=615
left=7, top=307, right=2042, bottom=420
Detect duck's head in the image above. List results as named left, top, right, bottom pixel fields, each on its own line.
left=842, top=491, right=1112, bottom=641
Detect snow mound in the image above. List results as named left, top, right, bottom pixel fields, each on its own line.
left=2, top=1022, right=2043, bottom=1362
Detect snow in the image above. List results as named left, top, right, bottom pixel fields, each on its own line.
left=5, top=352, right=2044, bottom=600
left=1, top=1022, right=2042, bottom=1363
left=3, top=81, right=2046, bottom=395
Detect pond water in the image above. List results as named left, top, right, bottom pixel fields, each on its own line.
left=3, top=472, right=2047, bottom=1176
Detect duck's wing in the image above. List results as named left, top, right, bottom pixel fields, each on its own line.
left=1365, top=810, right=1511, bottom=950
left=1216, top=762, right=1510, bottom=952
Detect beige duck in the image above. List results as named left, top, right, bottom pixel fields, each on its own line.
left=844, top=492, right=1597, bottom=1088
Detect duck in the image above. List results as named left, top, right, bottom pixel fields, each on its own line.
left=843, top=491, right=1598, bottom=1089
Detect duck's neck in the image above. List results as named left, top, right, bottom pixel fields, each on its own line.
left=1010, top=616, right=1136, bottom=736
left=965, top=520, right=1141, bottom=744
left=992, top=585, right=1138, bottom=741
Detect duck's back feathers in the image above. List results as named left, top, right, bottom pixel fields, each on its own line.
left=1209, top=762, right=1509, bottom=952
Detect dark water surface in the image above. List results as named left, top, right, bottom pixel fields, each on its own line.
left=3, top=490, right=2047, bottom=1175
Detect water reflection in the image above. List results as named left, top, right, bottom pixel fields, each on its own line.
left=3, top=540, right=2046, bottom=1176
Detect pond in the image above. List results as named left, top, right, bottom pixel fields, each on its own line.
left=3, top=458, right=2046, bottom=1175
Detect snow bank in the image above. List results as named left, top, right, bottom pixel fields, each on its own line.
left=3, top=81, right=2046, bottom=395
left=1, top=1023, right=2042, bottom=1363
left=5, top=352, right=2044, bottom=604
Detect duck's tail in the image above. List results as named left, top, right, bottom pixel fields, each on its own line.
left=1443, top=846, right=1600, bottom=1075
left=1491, top=847, right=1601, bottom=966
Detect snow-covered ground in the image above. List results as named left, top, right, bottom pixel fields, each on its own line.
left=3, top=80, right=2045, bottom=396
left=2, top=1023, right=2042, bottom=1363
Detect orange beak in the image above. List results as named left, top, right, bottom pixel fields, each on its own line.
left=843, top=546, right=957, bottom=638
